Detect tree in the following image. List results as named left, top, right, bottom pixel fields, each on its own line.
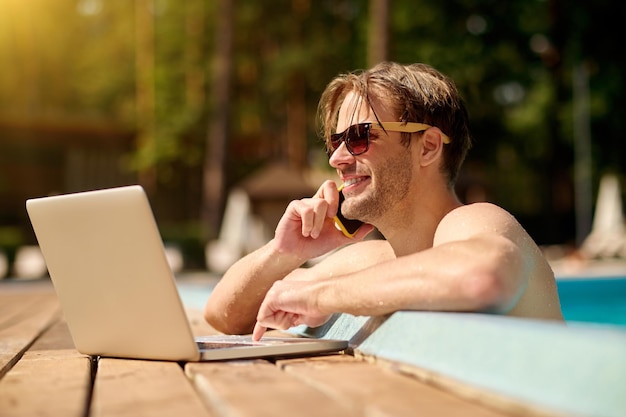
left=202, top=0, right=233, bottom=240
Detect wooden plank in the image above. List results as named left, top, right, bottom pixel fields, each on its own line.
left=0, top=292, right=61, bottom=378
left=92, top=358, right=212, bottom=417
left=0, top=291, right=54, bottom=326
left=185, top=308, right=220, bottom=337
left=28, top=317, right=77, bottom=352
left=186, top=359, right=361, bottom=417
left=278, top=355, right=514, bottom=417
left=0, top=351, right=91, bottom=417
left=0, top=319, right=91, bottom=417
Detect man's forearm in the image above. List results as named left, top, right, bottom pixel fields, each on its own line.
left=314, top=238, right=524, bottom=319
left=203, top=239, right=306, bottom=334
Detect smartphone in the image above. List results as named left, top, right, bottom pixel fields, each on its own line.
left=333, top=185, right=364, bottom=238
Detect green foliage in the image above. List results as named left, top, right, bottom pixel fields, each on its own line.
left=1, top=0, right=624, bottom=244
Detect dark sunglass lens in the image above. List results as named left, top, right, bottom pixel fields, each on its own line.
left=329, top=133, right=343, bottom=154
left=346, top=124, right=369, bottom=155
left=328, top=123, right=370, bottom=156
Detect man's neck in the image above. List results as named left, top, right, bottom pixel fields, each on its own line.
left=376, top=188, right=462, bottom=257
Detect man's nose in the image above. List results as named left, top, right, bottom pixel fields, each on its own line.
left=329, top=142, right=355, bottom=168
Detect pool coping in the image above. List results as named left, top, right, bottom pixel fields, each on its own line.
left=296, top=312, right=626, bottom=417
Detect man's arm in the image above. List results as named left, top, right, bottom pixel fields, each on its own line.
left=318, top=233, right=526, bottom=316
left=252, top=203, right=544, bottom=339
left=203, top=240, right=304, bottom=335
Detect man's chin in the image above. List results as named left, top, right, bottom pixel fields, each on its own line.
left=342, top=204, right=368, bottom=223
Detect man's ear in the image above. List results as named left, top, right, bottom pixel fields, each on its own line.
left=419, top=127, right=445, bottom=167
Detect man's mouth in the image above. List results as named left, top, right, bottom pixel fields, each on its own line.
left=343, top=177, right=368, bottom=188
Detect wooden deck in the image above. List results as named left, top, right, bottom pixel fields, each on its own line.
left=0, top=279, right=517, bottom=417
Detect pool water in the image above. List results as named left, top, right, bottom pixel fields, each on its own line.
left=557, top=277, right=626, bottom=328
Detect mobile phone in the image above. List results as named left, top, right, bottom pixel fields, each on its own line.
left=333, top=185, right=364, bottom=238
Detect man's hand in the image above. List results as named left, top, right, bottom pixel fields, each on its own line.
left=204, top=180, right=372, bottom=336
left=272, top=180, right=373, bottom=262
left=251, top=279, right=332, bottom=341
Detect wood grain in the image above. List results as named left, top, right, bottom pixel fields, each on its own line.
left=279, top=355, right=513, bottom=417
left=92, top=358, right=212, bottom=417
left=0, top=292, right=61, bottom=378
left=0, top=316, right=90, bottom=417
left=186, top=359, right=362, bottom=417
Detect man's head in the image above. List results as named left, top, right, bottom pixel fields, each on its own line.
left=318, top=62, right=471, bottom=187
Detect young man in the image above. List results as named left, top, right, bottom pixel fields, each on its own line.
left=204, top=62, right=563, bottom=340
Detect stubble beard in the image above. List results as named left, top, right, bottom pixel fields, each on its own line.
left=342, top=149, right=413, bottom=224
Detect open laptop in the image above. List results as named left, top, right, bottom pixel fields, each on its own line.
left=26, top=185, right=347, bottom=361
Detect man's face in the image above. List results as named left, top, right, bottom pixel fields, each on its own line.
left=329, top=92, right=414, bottom=224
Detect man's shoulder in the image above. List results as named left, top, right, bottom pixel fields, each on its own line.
left=436, top=202, right=522, bottom=242
left=445, top=202, right=517, bottom=224
left=450, top=201, right=511, bottom=215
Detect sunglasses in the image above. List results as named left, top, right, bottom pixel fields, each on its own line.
left=328, top=122, right=450, bottom=156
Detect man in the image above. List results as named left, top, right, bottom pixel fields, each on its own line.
left=204, top=62, right=563, bottom=340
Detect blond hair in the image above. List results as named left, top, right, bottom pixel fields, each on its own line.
left=317, top=62, right=472, bottom=185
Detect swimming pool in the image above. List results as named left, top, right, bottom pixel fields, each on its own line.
left=557, top=277, right=626, bottom=328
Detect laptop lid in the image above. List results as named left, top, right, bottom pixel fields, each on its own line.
left=26, top=186, right=347, bottom=362
left=27, top=186, right=202, bottom=361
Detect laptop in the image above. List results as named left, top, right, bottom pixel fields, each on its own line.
left=26, top=185, right=347, bottom=361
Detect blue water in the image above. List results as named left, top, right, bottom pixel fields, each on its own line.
left=557, top=277, right=626, bottom=328
left=177, top=281, right=213, bottom=310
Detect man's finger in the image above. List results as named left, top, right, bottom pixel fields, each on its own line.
left=313, top=180, right=337, bottom=198
left=252, top=322, right=267, bottom=341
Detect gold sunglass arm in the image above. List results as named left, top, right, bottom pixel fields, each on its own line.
left=372, top=122, right=451, bottom=144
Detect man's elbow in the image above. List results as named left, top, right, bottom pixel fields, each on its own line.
left=203, top=302, right=254, bottom=335
left=463, top=266, right=522, bottom=314
left=466, top=239, right=527, bottom=313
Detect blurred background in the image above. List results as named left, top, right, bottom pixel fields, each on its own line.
left=1, top=0, right=625, bottom=276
